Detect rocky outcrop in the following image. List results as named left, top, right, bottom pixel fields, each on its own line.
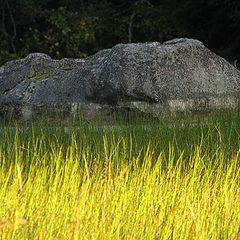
left=0, top=38, right=240, bottom=119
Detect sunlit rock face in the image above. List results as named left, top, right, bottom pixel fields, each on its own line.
left=0, top=38, right=240, bottom=119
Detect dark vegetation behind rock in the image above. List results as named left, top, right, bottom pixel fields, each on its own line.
left=0, top=0, right=240, bottom=67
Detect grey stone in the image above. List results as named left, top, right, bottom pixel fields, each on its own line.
left=0, top=53, right=84, bottom=95
left=1, top=38, right=240, bottom=119
left=0, top=53, right=86, bottom=117
left=1, top=80, right=32, bottom=104
left=31, top=71, right=86, bottom=105
left=95, top=38, right=240, bottom=105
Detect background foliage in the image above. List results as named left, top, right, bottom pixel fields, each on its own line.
left=1, top=0, right=240, bottom=65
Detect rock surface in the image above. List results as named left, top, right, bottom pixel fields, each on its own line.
left=0, top=38, right=240, bottom=119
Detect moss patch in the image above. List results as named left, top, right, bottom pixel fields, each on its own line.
left=30, top=73, right=48, bottom=83
left=63, top=66, right=74, bottom=71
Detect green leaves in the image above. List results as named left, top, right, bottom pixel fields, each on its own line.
left=1, top=0, right=240, bottom=66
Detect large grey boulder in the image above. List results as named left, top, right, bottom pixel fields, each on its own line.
left=0, top=53, right=86, bottom=117
left=93, top=38, right=240, bottom=105
left=1, top=38, right=240, bottom=119
left=0, top=53, right=84, bottom=95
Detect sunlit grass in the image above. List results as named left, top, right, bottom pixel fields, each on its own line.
left=0, top=111, right=240, bottom=239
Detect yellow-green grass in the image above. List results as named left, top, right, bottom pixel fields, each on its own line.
left=0, top=112, right=240, bottom=239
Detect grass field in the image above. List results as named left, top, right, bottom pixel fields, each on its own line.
left=0, top=111, right=240, bottom=239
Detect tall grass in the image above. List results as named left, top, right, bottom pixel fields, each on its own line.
left=0, top=111, right=240, bottom=239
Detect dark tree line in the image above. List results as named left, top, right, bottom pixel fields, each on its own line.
left=1, top=0, right=240, bottom=66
